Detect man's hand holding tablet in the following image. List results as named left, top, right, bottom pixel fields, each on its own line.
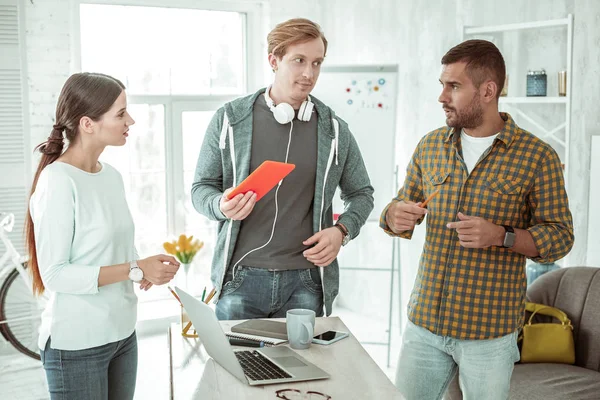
left=220, top=189, right=257, bottom=221
left=220, top=160, right=295, bottom=221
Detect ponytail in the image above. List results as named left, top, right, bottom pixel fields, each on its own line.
left=25, top=125, right=66, bottom=296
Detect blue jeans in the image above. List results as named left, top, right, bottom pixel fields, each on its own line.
left=40, top=331, right=138, bottom=400
left=215, top=266, right=324, bottom=320
left=396, top=321, right=519, bottom=400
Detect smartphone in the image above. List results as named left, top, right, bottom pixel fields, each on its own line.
left=312, top=330, right=349, bottom=345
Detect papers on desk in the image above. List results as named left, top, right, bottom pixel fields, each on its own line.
left=224, top=330, right=287, bottom=346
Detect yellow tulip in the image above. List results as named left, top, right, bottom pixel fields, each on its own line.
left=163, top=234, right=204, bottom=263
left=163, top=242, right=177, bottom=255
left=178, top=234, right=187, bottom=249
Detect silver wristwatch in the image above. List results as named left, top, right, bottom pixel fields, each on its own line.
left=502, top=225, right=516, bottom=248
left=129, top=260, right=144, bottom=282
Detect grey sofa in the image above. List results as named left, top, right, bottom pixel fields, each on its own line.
left=446, top=266, right=600, bottom=400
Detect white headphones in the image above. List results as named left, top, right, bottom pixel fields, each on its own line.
left=264, top=85, right=314, bottom=124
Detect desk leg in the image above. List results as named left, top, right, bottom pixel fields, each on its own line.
left=168, top=326, right=174, bottom=400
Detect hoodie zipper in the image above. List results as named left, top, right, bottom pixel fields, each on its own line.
left=318, top=118, right=339, bottom=230
left=317, top=118, right=340, bottom=296
left=216, top=113, right=235, bottom=303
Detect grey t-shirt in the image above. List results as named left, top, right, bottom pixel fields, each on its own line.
left=230, top=94, right=318, bottom=270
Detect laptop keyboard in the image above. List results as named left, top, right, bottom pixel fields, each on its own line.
left=235, top=350, right=292, bottom=381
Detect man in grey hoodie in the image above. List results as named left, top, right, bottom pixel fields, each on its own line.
left=191, top=18, right=374, bottom=320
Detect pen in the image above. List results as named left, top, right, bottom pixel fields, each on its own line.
left=201, top=286, right=207, bottom=302
left=229, top=338, right=265, bottom=348
left=204, top=287, right=216, bottom=304
left=420, top=189, right=440, bottom=208
left=167, top=285, right=182, bottom=305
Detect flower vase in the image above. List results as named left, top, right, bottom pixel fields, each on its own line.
left=178, top=263, right=192, bottom=290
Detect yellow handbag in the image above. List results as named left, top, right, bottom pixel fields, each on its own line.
left=519, top=302, right=575, bottom=364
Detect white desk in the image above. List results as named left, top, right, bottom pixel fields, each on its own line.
left=168, top=317, right=403, bottom=399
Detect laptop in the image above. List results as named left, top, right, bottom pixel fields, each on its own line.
left=175, top=287, right=330, bottom=386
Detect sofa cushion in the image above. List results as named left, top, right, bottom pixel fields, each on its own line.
left=509, top=363, right=600, bottom=400
left=445, top=363, right=600, bottom=400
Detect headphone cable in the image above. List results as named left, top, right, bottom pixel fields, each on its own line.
left=231, top=120, right=294, bottom=273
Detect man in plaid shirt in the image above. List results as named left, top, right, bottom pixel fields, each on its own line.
left=380, top=40, right=574, bottom=400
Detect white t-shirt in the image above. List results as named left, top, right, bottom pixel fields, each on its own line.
left=460, top=130, right=499, bottom=174
left=30, top=161, right=138, bottom=351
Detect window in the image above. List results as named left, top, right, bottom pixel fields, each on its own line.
left=99, top=104, right=167, bottom=257
left=181, top=111, right=217, bottom=286
left=80, top=4, right=246, bottom=95
left=78, top=1, right=262, bottom=301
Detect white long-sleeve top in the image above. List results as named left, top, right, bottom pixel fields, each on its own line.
left=30, top=161, right=137, bottom=351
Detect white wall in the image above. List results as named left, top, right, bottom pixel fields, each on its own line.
left=20, top=0, right=599, bottom=328
left=24, top=0, right=73, bottom=172
left=569, top=0, right=600, bottom=268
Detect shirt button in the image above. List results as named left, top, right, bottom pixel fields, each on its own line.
left=444, top=290, right=450, bottom=297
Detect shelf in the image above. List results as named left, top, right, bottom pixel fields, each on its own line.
left=499, top=97, right=568, bottom=104
left=465, top=17, right=569, bottom=35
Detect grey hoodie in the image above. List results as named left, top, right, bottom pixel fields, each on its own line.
left=191, top=88, right=374, bottom=316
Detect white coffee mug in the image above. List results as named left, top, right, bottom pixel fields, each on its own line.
left=286, top=309, right=315, bottom=350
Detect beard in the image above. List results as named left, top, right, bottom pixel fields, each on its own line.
left=444, top=93, right=484, bottom=129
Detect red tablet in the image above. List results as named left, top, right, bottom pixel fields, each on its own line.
left=226, top=160, right=295, bottom=201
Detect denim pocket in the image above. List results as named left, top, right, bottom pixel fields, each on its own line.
left=299, top=268, right=322, bottom=294
left=220, top=266, right=246, bottom=296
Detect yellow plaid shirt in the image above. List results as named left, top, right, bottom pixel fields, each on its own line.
left=380, top=113, right=573, bottom=340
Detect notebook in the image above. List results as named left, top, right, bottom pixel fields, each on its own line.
left=224, top=331, right=287, bottom=346
left=230, top=319, right=288, bottom=342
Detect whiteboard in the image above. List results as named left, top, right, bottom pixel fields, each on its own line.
left=312, top=65, right=398, bottom=221
left=311, top=66, right=399, bottom=318
left=587, top=136, right=600, bottom=266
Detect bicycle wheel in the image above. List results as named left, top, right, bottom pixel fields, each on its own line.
left=0, top=264, right=44, bottom=360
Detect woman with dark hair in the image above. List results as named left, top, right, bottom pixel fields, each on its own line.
left=26, top=72, right=180, bottom=399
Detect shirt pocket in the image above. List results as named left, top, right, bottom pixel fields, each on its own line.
left=424, top=169, right=450, bottom=212
left=427, top=169, right=450, bottom=187
left=486, top=179, right=522, bottom=196
left=484, top=178, right=525, bottom=222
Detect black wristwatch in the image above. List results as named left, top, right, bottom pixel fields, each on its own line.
left=502, top=225, right=516, bottom=248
